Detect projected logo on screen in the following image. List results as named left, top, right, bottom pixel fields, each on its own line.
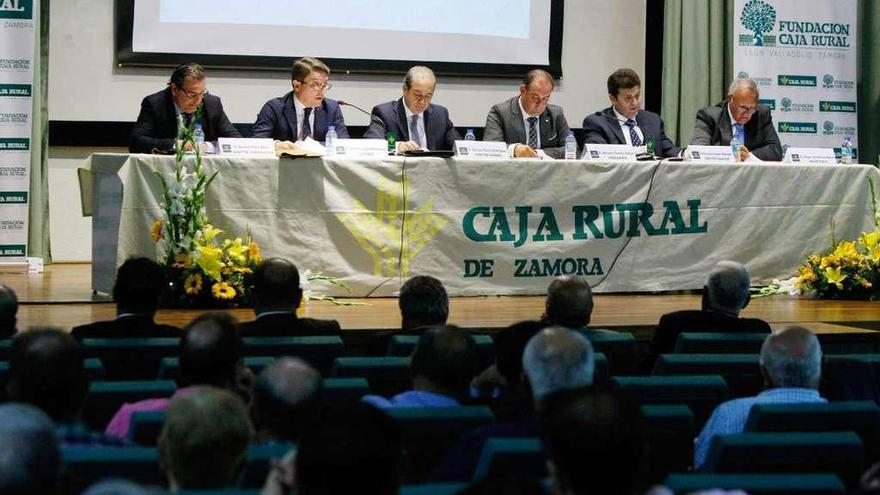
left=335, top=176, right=447, bottom=278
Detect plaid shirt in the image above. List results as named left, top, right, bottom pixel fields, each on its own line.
left=694, top=388, right=826, bottom=468
left=57, top=421, right=132, bottom=448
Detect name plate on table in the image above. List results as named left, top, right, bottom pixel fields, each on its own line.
left=687, top=145, right=735, bottom=162
left=454, top=140, right=509, bottom=159
left=332, top=139, right=388, bottom=158
left=783, top=147, right=838, bottom=164
left=582, top=144, right=638, bottom=162
left=218, top=138, right=276, bottom=156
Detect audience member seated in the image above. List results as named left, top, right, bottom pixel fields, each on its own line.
left=71, top=257, right=180, bottom=340
left=129, top=63, right=240, bottom=154
left=363, top=325, right=480, bottom=409
left=251, top=357, right=322, bottom=444
left=471, top=320, right=544, bottom=421
left=541, top=388, right=647, bottom=495
left=105, top=312, right=251, bottom=438
left=81, top=479, right=154, bottom=495
left=0, top=403, right=61, bottom=495
left=158, top=386, right=251, bottom=492
left=7, top=328, right=129, bottom=447
left=542, top=275, right=615, bottom=338
left=400, top=275, right=449, bottom=332
left=650, top=260, right=771, bottom=356
left=0, top=283, right=17, bottom=338
left=237, top=258, right=340, bottom=337
left=694, top=326, right=826, bottom=468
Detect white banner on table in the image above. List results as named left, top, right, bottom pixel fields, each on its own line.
left=454, top=140, right=508, bottom=159
left=734, top=0, right=858, bottom=158
left=0, top=0, right=36, bottom=260
left=687, top=146, right=735, bottom=162
left=783, top=147, right=837, bottom=164
left=582, top=144, right=638, bottom=162
left=334, top=139, right=388, bottom=158
left=105, top=155, right=879, bottom=297
left=218, top=137, right=275, bottom=156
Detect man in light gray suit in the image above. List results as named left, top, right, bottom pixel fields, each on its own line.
left=690, top=77, right=783, bottom=162
left=483, top=69, right=571, bottom=159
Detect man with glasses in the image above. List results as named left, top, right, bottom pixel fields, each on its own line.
left=483, top=69, right=571, bottom=159
left=129, top=63, right=240, bottom=154
left=252, top=57, right=349, bottom=154
left=690, top=77, right=783, bottom=161
left=363, top=66, right=460, bottom=152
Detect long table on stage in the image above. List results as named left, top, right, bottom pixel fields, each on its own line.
left=84, top=153, right=879, bottom=297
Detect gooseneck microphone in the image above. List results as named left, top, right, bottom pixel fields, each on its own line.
left=338, top=100, right=386, bottom=128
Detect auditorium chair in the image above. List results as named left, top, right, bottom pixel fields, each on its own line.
left=663, top=473, right=845, bottom=494
left=330, top=356, right=411, bottom=397
left=387, top=406, right=495, bottom=482
left=576, top=329, right=637, bottom=374
left=745, top=401, right=880, bottom=463
left=62, top=445, right=162, bottom=492
left=241, top=336, right=344, bottom=374
left=471, top=437, right=545, bottom=481
left=83, top=379, right=176, bottom=431
left=0, top=357, right=105, bottom=401
left=240, top=442, right=296, bottom=487
left=387, top=334, right=495, bottom=365
left=673, top=332, right=768, bottom=354
left=652, top=353, right=763, bottom=397
left=703, top=431, right=864, bottom=489
left=399, top=484, right=469, bottom=495
left=82, top=338, right=179, bottom=380
left=611, top=375, right=729, bottom=427
left=157, top=356, right=275, bottom=380
left=641, top=404, right=696, bottom=482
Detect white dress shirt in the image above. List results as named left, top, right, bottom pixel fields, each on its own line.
left=403, top=103, right=428, bottom=150
left=613, top=107, right=644, bottom=146
left=293, top=95, right=316, bottom=141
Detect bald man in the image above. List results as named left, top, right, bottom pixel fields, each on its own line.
left=251, top=357, right=323, bottom=443
left=694, top=326, right=826, bottom=468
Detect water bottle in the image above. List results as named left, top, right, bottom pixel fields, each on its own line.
left=840, top=136, right=853, bottom=164
left=730, top=135, right=742, bottom=162
left=564, top=130, right=577, bottom=160
left=464, top=128, right=476, bottom=141
left=192, top=124, right=205, bottom=152
left=325, top=125, right=337, bottom=157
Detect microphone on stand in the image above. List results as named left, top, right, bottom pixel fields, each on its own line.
left=338, top=100, right=387, bottom=128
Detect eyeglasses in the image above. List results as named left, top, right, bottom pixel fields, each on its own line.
left=298, top=79, right=332, bottom=92
left=525, top=92, right=551, bottom=104
left=178, top=87, right=208, bottom=99
left=735, top=104, right=757, bottom=114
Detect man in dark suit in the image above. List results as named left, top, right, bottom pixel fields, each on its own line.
left=691, top=77, right=783, bottom=161
left=363, top=66, right=460, bottom=152
left=583, top=68, right=681, bottom=158
left=237, top=257, right=340, bottom=337
left=0, top=284, right=18, bottom=338
left=483, top=69, right=571, bottom=159
left=71, top=257, right=179, bottom=340
left=129, top=63, right=240, bottom=154
left=650, top=261, right=772, bottom=356
left=252, top=57, right=349, bottom=154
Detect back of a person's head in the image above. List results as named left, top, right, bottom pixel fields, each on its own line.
left=81, top=479, right=154, bottom=495
left=252, top=258, right=302, bottom=310
left=494, top=320, right=544, bottom=386
left=544, top=276, right=593, bottom=329
left=296, top=402, right=402, bottom=495
left=704, top=260, right=751, bottom=314
left=112, top=257, right=165, bottom=314
left=541, top=389, right=646, bottom=495
left=523, top=327, right=594, bottom=403
left=0, top=284, right=18, bottom=337
left=7, top=328, right=89, bottom=422
left=179, top=313, right=242, bottom=388
left=158, top=386, right=251, bottom=490
left=0, top=403, right=60, bottom=495
left=410, top=325, right=481, bottom=396
left=252, top=357, right=323, bottom=442
left=760, top=326, right=822, bottom=389
left=399, top=275, right=448, bottom=331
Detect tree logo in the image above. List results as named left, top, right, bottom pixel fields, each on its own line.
left=740, top=0, right=777, bottom=46
left=737, top=71, right=750, bottom=79
left=780, top=97, right=792, bottom=111
left=823, top=74, right=835, bottom=88
left=823, top=121, right=835, bottom=135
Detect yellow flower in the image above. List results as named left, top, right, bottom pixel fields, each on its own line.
left=202, top=224, right=223, bottom=243
left=860, top=230, right=880, bottom=250
left=196, top=245, right=225, bottom=282
left=226, top=238, right=248, bottom=266
left=150, top=218, right=164, bottom=242
left=833, top=241, right=858, bottom=259
left=824, top=266, right=847, bottom=289
left=211, top=281, right=237, bottom=300
left=854, top=275, right=873, bottom=288
left=248, top=242, right=262, bottom=265
left=184, top=272, right=203, bottom=295
left=820, top=255, right=838, bottom=269
left=172, top=252, right=192, bottom=269
left=797, top=265, right=818, bottom=284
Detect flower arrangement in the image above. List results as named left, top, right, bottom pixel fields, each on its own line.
left=151, top=111, right=262, bottom=307
left=756, top=179, right=880, bottom=300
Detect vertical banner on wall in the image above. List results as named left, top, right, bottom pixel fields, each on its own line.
left=733, top=0, right=858, bottom=158
left=0, top=0, right=35, bottom=260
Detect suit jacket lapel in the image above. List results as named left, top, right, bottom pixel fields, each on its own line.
left=603, top=107, right=626, bottom=144
left=395, top=98, right=410, bottom=141
left=539, top=109, right=555, bottom=147
left=423, top=104, right=436, bottom=150
left=510, top=97, right=526, bottom=144
left=720, top=102, right=734, bottom=144
left=283, top=93, right=298, bottom=141
left=163, top=88, right=179, bottom=135
left=314, top=102, right=327, bottom=139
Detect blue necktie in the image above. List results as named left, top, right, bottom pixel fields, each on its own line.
left=410, top=114, right=422, bottom=148
left=625, top=119, right=642, bottom=146
left=527, top=117, right=538, bottom=148
left=734, top=123, right=745, bottom=144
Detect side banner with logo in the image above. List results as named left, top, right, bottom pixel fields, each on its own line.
left=0, top=0, right=35, bottom=260
left=734, top=0, right=857, bottom=157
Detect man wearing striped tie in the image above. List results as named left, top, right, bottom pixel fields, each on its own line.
left=690, top=77, right=783, bottom=162
left=483, top=69, right=571, bottom=159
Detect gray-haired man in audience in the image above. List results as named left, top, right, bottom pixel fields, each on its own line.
left=523, top=326, right=595, bottom=405
left=0, top=403, right=61, bottom=495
